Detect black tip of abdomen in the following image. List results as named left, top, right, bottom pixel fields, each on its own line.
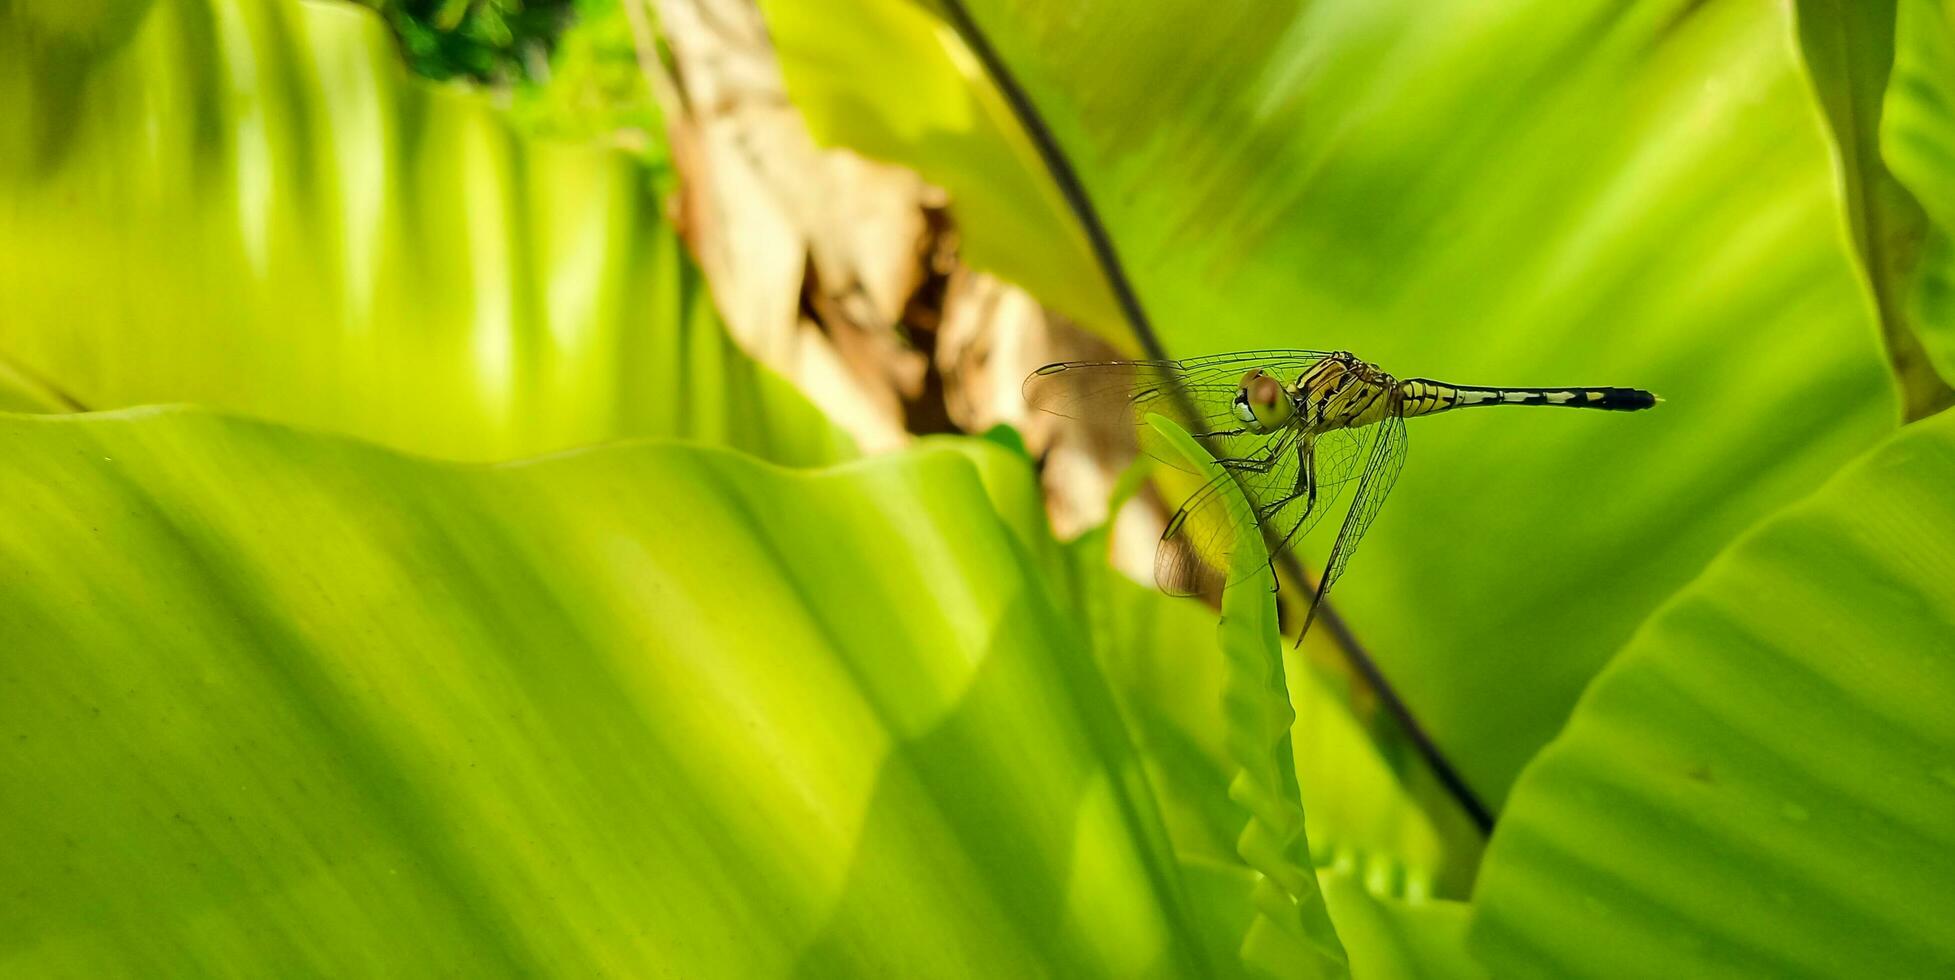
left=1595, top=387, right=1659, bottom=411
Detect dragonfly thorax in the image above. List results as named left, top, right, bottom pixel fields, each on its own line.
left=1304, top=352, right=1400, bottom=430
left=1232, top=369, right=1299, bottom=432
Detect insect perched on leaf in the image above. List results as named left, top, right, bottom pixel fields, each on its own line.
left=1025, top=350, right=1659, bottom=641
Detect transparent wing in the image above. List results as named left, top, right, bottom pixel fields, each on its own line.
left=1154, top=427, right=1302, bottom=596
left=1023, top=351, right=1331, bottom=472
left=1265, top=425, right=1372, bottom=560
left=1298, top=415, right=1409, bottom=638
left=1149, top=397, right=1399, bottom=594
left=1151, top=417, right=1384, bottom=597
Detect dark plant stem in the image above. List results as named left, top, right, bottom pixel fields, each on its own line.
left=1312, top=601, right=1494, bottom=834
left=935, top=0, right=1494, bottom=837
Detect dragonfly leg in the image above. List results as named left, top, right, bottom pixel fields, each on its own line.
left=1253, top=441, right=1316, bottom=522
left=1260, top=439, right=1317, bottom=591
left=1219, top=433, right=1289, bottom=473
left=1221, top=457, right=1274, bottom=473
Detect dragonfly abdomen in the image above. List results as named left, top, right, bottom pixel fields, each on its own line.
left=1398, top=379, right=1657, bottom=417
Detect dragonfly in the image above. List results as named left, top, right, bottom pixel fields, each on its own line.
left=1025, top=350, right=1658, bottom=639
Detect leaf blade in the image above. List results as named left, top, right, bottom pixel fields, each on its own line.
left=1468, top=407, right=1955, bottom=976
left=0, top=408, right=1211, bottom=976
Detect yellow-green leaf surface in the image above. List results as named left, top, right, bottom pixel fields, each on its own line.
left=1088, top=418, right=1469, bottom=976
left=1320, top=872, right=1483, bottom=980
left=1145, top=416, right=1346, bottom=976
left=0, top=0, right=849, bottom=466
left=0, top=407, right=1219, bottom=976
left=764, top=0, right=1900, bottom=804
left=1468, top=407, right=1955, bottom=975
left=1079, top=538, right=1454, bottom=920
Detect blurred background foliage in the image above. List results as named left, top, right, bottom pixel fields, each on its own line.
left=351, top=0, right=575, bottom=84
left=349, top=0, right=678, bottom=162
left=2, top=0, right=1953, bottom=976
left=0, top=0, right=822, bottom=463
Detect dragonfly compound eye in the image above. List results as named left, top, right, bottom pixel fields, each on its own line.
left=1234, top=369, right=1295, bottom=431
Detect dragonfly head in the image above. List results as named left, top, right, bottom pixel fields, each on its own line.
left=1232, top=369, right=1297, bottom=432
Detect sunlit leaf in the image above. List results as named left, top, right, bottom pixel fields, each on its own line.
left=1469, top=406, right=1955, bottom=975
left=1074, top=460, right=1458, bottom=890
left=1320, top=871, right=1483, bottom=980
left=1143, top=415, right=1347, bottom=976
left=0, top=407, right=1210, bottom=976
left=0, top=0, right=848, bottom=466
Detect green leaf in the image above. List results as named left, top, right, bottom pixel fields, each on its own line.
left=1320, top=871, right=1483, bottom=980
left=0, top=0, right=154, bottom=51
left=762, top=0, right=1901, bottom=804
left=1886, top=0, right=1955, bottom=395
left=1794, top=0, right=1955, bottom=419
left=0, top=407, right=1212, bottom=976
left=1468, top=406, right=1955, bottom=975
left=0, top=0, right=848, bottom=466
left=1143, top=415, right=1347, bottom=976
left=1071, top=487, right=1458, bottom=888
